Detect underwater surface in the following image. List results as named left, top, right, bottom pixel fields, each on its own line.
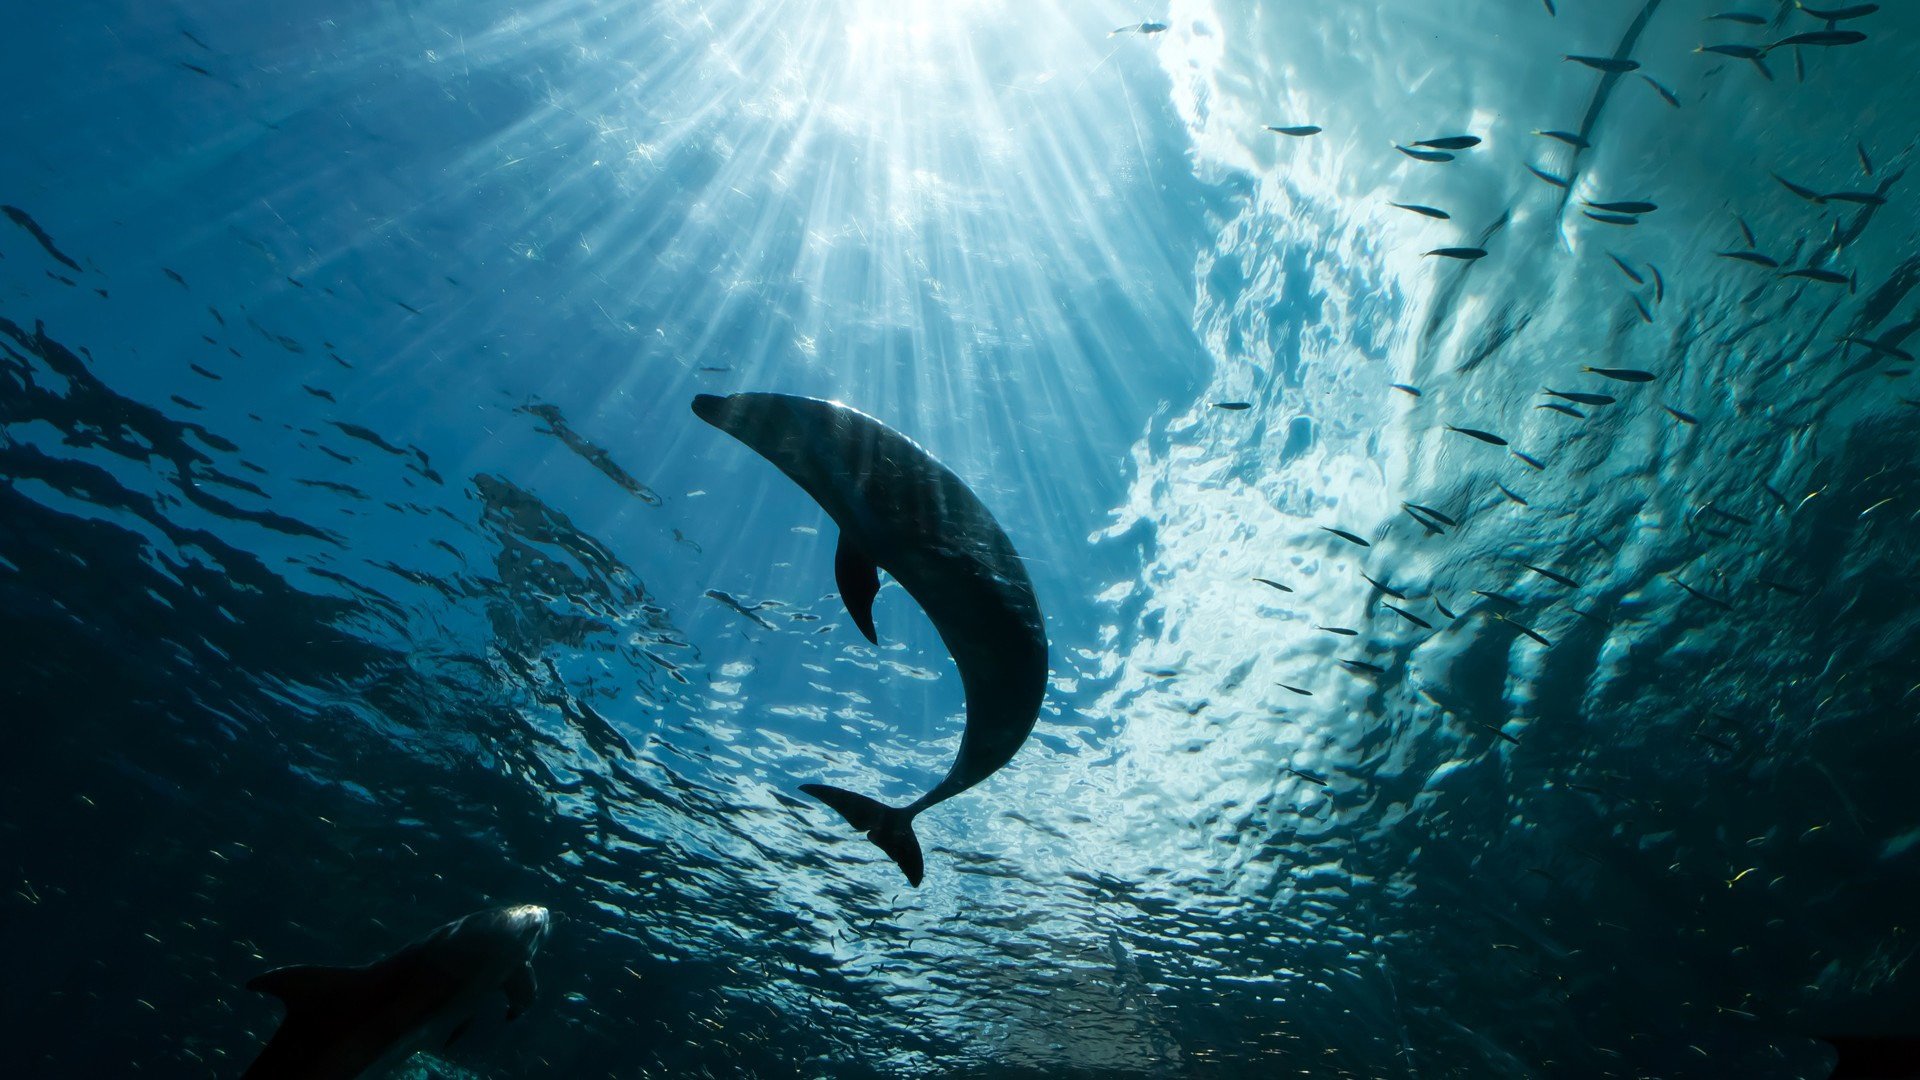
left=3, top=0, right=1920, bottom=1076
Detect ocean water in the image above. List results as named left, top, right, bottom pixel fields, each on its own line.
left=2, top=0, right=1918, bottom=1076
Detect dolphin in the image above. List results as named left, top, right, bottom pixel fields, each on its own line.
left=242, top=904, right=551, bottom=1079
left=693, top=392, right=1048, bottom=887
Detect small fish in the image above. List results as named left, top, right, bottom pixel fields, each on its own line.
left=1796, top=3, right=1879, bottom=20
left=1391, top=202, right=1451, bottom=220
left=1474, top=590, right=1521, bottom=607
left=163, top=267, right=187, bottom=287
left=1110, top=21, right=1170, bottom=36
left=1496, top=482, right=1530, bottom=506
left=1361, top=573, right=1410, bottom=600
left=1267, top=125, right=1322, bottom=137
left=1212, top=401, right=1253, bottom=410
left=1403, top=507, right=1446, bottom=535
left=1581, top=366, right=1657, bottom=383
left=1587, top=200, right=1657, bottom=215
left=1717, top=250, right=1780, bottom=268
left=1780, top=266, right=1850, bottom=285
left=1384, top=604, right=1433, bottom=630
left=1608, top=253, right=1646, bottom=284
left=1528, top=163, right=1572, bottom=188
left=1413, top=135, right=1481, bottom=150
left=1434, top=596, right=1458, bottom=620
left=1512, top=450, right=1547, bottom=470
left=1316, top=625, right=1360, bottom=636
left=1482, top=723, right=1522, bottom=746
left=1254, top=577, right=1294, bottom=593
left=1544, top=388, right=1616, bottom=405
left=1321, top=526, right=1371, bottom=547
left=1857, top=142, right=1875, bottom=177
left=1426, top=247, right=1487, bottom=260
left=1756, top=577, right=1805, bottom=595
left=1650, top=264, right=1666, bottom=302
left=1641, top=75, right=1681, bottom=107
left=1840, top=336, right=1915, bottom=362
left=1288, top=767, right=1330, bottom=787
left=1707, top=12, right=1768, bottom=23
left=1663, top=404, right=1701, bottom=425
left=1391, top=383, right=1424, bottom=397
left=1734, top=214, right=1759, bottom=247
left=1821, top=191, right=1886, bottom=206
left=1534, top=129, right=1591, bottom=148
left=1447, top=425, right=1509, bottom=446
left=1631, top=294, right=1655, bottom=323
left=1525, top=563, right=1582, bottom=588
left=1493, top=612, right=1553, bottom=647
left=1397, top=145, right=1456, bottom=163
left=1403, top=503, right=1457, bottom=527
left=1278, top=684, right=1314, bottom=696
left=1698, top=43, right=1766, bottom=59
left=1772, top=173, right=1827, bottom=203
left=1565, top=55, right=1640, bottom=73
left=1584, top=211, right=1640, bottom=226
left=1340, top=659, right=1386, bottom=675
left=189, top=363, right=221, bottom=380
left=1670, top=577, right=1734, bottom=610
left=1767, top=30, right=1866, bottom=49
left=1538, top=403, right=1586, bottom=418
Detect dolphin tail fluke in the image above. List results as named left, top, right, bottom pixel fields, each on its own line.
left=800, top=783, right=924, bottom=886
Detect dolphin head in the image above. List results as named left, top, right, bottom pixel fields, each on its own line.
left=496, top=904, right=552, bottom=953
left=433, top=904, right=551, bottom=963
left=693, top=393, right=898, bottom=526
left=692, top=393, right=862, bottom=461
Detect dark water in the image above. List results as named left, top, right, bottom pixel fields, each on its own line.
left=4, top=0, right=1920, bottom=1077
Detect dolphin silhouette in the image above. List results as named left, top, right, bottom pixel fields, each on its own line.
left=241, top=904, right=551, bottom=1079
left=693, top=392, right=1048, bottom=887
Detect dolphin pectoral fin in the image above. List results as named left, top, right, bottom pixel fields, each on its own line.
left=504, top=963, right=536, bottom=1022
left=800, top=783, right=925, bottom=887
left=834, top=533, right=881, bottom=644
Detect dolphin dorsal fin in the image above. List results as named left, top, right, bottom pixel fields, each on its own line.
left=834, top=533, right=881, bottom=644
left=247, top=964, right=372, bottom=1010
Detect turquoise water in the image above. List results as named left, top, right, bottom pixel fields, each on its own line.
left=2, top=0, right=1918, bottom=1076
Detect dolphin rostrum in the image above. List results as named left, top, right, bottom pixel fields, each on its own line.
left=242, top=904, right=551, bottom=1079
left=693, top=392, right=1049, bottom=887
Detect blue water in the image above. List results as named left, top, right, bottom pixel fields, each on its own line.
left=3, top=0, right=1918, bottom=1076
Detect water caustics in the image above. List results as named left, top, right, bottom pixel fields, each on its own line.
left=1, top=0, right=1919, bottom=1077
